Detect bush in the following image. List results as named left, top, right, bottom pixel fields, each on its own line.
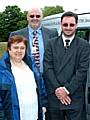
left=0, top=42, right=7, bottom=59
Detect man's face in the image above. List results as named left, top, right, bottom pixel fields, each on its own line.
left=61, top=16, right=77, bottom=37
left=27, top=8, right=43, bottom=30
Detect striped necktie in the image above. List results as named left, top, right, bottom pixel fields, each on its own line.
left=32, top=31, right=40, bottom=70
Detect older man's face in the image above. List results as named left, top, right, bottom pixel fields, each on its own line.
left=27, top=8, right=43, bottom=30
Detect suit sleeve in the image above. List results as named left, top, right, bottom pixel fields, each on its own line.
left=50, top=28, right=58, bottom=38
left=43, top=40, right=60, bottom=94
left=9, top=31, right=20, bottom=37
left=65, top=42, right=90, bottom=95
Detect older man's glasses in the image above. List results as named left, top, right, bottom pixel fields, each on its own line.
left=29, top=15, right=41, bottom=18
left=62, top=23, right=75, bottom=27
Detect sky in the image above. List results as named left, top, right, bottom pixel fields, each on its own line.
left=0, top=0, right=90, bottom=12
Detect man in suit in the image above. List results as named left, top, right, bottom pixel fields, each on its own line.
left=10, top=7, right=58, bottom=120
left=43, top=11, right=90, bottom=120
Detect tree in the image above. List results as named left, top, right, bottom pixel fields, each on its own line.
left=17, top=11, right=27, bottom=29
left=43, top=5, right=64, bottom=17
left=0, top=5, right=27, bottom=41
left=0, top=5, right=64, bottom=41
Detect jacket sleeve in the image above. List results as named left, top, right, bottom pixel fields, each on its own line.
left=43, top=40, right=60, bottom=94
left=65, top=42, right=90, bottom=95
left=0, top=73, right=13, bottom=120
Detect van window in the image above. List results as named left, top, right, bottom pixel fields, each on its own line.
left=76, top=29, right=90, bottom=42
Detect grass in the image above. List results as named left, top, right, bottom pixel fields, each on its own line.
left=0, top=42, right=7, bottom=59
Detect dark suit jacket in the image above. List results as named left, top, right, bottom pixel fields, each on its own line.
left=43, top=35, right=90, bottom=110
left=10, top=26, right=58, bottom=56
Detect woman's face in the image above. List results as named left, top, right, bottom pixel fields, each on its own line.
left=9, top=42, right=26, bottom=63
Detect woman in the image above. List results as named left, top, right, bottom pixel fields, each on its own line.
left=0, top=35, right=41, bottom=120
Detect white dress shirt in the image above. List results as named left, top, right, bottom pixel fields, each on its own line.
left=62, top=33, right=75, bottom=47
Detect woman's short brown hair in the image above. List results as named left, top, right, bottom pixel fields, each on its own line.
left=7, top=35, right=28, bottom=50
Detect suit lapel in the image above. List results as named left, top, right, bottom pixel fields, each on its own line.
left=23, top=27, right=29, bottom=40
left=55, top=36, right=65, bottom=64
left=24, top=27, right=31, bottom=55
left=56, top=36, right=76, bottom=74
left=41, top=27, right=49, bottom=49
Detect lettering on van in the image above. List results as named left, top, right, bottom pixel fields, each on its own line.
left=79, top=18, right=90, bottom=23
left=42, top=20, right=60, bottom=27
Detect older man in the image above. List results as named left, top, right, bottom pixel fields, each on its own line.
left=10, top=7, right=58, bottom=120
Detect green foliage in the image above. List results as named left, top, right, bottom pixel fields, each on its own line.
left=17, top=20, right=27, bottom=29
left=43, top=5, right=64, bottom=17
left=0, top=42, right=7, bottom=59
left=0, top=5, right=64, bottom=42
left=0, top=5, right=27, bottom=42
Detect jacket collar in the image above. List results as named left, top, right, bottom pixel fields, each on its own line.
left=0, top=51, right=33, bottom=71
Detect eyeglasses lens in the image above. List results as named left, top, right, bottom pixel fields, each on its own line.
left=62, top=23, right=75, bottom=27
left=30, top=15, right=41, bottom=18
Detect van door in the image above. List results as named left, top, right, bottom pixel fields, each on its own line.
left=77, top=29, right=90, bottom=120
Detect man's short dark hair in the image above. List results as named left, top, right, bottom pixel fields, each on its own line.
left=61, top=11, right=78, bottom=24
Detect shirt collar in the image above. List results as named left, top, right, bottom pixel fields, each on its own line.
left=62, top=33, right=75, bottom=47
left=28, top=25, right=41, bottom=35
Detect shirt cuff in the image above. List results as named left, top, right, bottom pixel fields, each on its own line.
left=63, top=87, right=70, bottom=94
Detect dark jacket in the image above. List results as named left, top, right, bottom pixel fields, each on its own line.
left=0, top=51, right=42, bottom=120
left=43, top=35, right=90, bottom=110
